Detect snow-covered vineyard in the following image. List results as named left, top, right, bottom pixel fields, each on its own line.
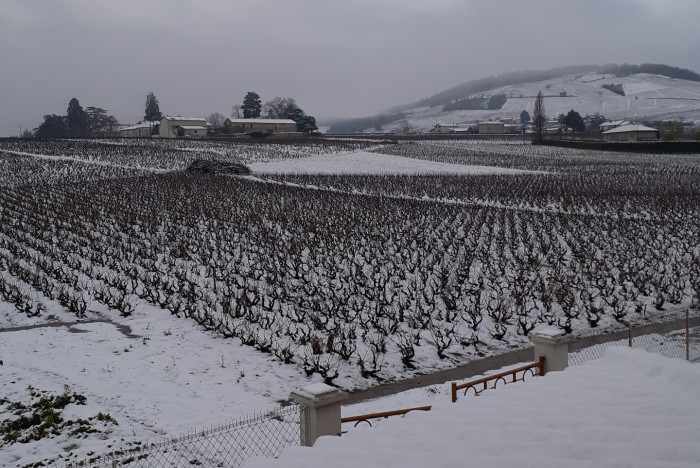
left=1, top=137, right=699, bottom=466
left=1, top=138, right=699, bottom=382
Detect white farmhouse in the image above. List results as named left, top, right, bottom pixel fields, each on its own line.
left=159, top=116, right=208, bottom=139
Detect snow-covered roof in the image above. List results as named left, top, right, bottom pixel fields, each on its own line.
left=602, top=124, right=657, bottom=134
left=119, top=121, right=156, bottom=131
left=227, top=118, right=297, bottom=125
left=179, top=126, right=207, bottom=130
left=162, top=116, right=206, bottom=122
left=247, top=348, right=700, bottom=468
left=600, top=120, right=630, bottom=128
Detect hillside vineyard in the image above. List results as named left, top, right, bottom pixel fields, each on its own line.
left=0, top=138, right=698, bottom=382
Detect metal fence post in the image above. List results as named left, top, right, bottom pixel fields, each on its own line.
left=530, top=327, right=572, bottom=373
left=686, top=308, right=690, bottom=361
left=290, top=383, right=348, bottom=447
left=628, top=322, right=633, bottom=347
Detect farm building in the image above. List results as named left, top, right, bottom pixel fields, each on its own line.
left=599, top=120, right=631, bottom=133
left=429, top=124, right=455, bottom=134
left=477, top=122, right=505, bottom=134
left=602, top=124, right=658, bottom=142
left=159, top=116, right=208, bottom=139
left=119, top=121, right=157, bottom=138
left=224, top=118, right=298, bottom=134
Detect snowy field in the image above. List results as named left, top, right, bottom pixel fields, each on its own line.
left=1, top=138, right=699, bottom=466
left=0, top=305, right=307, bottom=467
left=249, top=151, right=534, bottom=175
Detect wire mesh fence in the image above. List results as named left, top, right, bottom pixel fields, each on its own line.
left=570, top=323, right=700, bottom=367
left=59, top=403, right=302, bottom=468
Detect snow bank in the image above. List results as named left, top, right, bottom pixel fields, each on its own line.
left=246, top=348, right=700, bottom=468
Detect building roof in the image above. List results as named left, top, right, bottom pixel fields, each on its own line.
left=119, top=121, right=156, bottom=131
left=247, top=348, right=700, bottom=468
left=179, top=126, right=207, bottom=130
left=600, top=120, right=630, bottom=128
left=602, top=124, right=657, bottom=134
left=162, top=116, right=207, bottom=122
left=226, top=118, right=297, bottom=125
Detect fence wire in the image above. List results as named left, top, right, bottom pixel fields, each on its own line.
left=61, top=404, right=302, bottom=468
left=570, top=325, right=700, bottom=366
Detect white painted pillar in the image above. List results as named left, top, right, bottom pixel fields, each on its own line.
left=530, top=327, right=573, bottom=374
left=290, top=383, right=348, bottom=447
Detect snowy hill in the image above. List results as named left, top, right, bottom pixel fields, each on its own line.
left=331, top=70, right=700, bottom=133
left=400, top=73, right=700, bottom=132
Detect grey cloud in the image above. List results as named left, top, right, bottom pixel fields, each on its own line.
left=1, top=0, right=699, bottom=135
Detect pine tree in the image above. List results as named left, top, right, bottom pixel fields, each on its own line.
left=520, top=110, right=531, bottom=124
left=563, top=109, right=585, bottom=133
left=66, top=98, right=90, bottom=137
left=144, top=92, right=163, bottom=121
left=242, top=92, right=262, bottom=118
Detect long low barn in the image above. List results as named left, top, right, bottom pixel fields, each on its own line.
left=602, top=124, right=658, bottom=142
left=224, top=118, right=298, bottom=134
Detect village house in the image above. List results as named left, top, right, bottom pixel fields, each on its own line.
left=224, top=118, right=298, bottom=134
left=602, top=124, right=658, bottom=142
left=119, top=121, right=157, bottom=138
left=159, top=116, right=208, bottom=139
left=599, top=120, right=631, bottom=133
left=428, top=124, right=455, bottom=134
left=477, top=121, right=505, bottom=134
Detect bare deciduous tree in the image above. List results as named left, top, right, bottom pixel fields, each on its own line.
left=262, top=97, right=297, bottom=119
left=207, top=112, right=226, bottom=128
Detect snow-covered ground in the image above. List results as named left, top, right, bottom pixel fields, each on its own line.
left=0, top=149, right=539, bottom=467
left=0, top=304, right=310, bottom=467
left=247, top=348, right=700, bottom=468
left=249, top=151, right=534, bottom=175
left=1, top=143, right=697, bottom=467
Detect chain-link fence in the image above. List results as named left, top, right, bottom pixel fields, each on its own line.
left=58, top=403, right=302, bottom=468
left=570, top=323, right=700, bottom=366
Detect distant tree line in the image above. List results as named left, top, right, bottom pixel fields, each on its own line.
left=443, top=94, right=507, bottom=111
left=601, top=63, right=700, bottom=82
left=35, top=98, right=119, bottom=138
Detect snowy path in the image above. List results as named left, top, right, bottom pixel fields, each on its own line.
left=0, top=149, right=165, bottom=172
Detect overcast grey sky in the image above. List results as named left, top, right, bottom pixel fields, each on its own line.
left=1, top=0, right=699, bottom=136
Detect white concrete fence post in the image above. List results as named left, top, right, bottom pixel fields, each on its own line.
left=291, top=383, right=348, bottom=447
left=530, top=327, right=573, bottom=374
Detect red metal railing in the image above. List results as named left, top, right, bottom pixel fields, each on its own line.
left=341, top=406, right=432, bottom=427
left=451, top=355, right=545, bottom=402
